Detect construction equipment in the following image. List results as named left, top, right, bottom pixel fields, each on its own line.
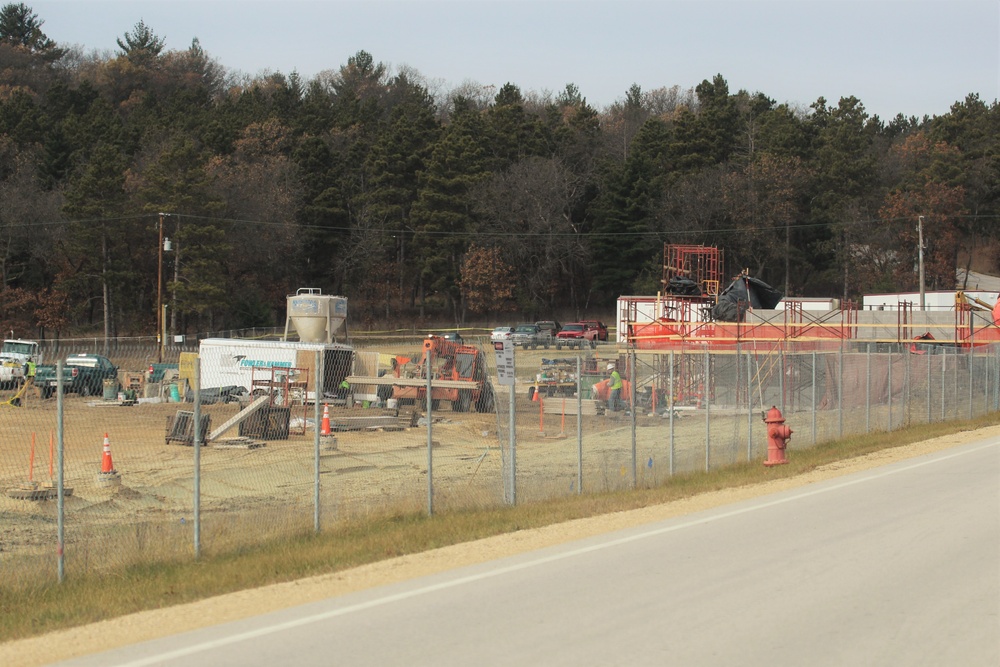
left=956, top=291, right=997, bottom=312
left=528, top=358, right=579, bottom=400
left=390, top=336, right=495, bottom=413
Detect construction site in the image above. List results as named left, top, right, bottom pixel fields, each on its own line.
left=4, top=251, right=1000, bottom=587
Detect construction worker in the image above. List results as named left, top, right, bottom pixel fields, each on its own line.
left=337, top=377, right=351, bottom=404
left=607, top=362, right=623, bottom=412
left=24, top=358, right=35, bottom=385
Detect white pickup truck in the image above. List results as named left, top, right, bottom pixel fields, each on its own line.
left=0, top=353, right=25, bottom=389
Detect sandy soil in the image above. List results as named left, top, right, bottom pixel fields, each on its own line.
left=3, top=422, right=997, bottom=667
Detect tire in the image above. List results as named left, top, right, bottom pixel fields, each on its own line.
left=556, top=343, right=562, bottom=350
left=79, top=381, right=91, bottom=397
left=42, top=387, right=53, bottom=399
left=589, top=340, right=596, bottom=349
left=527, top=386, right=535, bottom=402
left=453, top=389, right=471, bottom=412
left=475, top=382, right=495, bottom=413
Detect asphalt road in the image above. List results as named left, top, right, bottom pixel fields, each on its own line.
left=56, top=438, right=1000, bottom=667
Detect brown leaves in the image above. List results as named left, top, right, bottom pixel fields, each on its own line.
left=459, top=244, right=515, bottom=315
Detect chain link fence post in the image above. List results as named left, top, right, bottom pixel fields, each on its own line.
left=629, top=347, right=637, bottom=488
left=56, top=358, right=65, bottom=583
left=193, top=357, right=201, bottom=560
left=746, top=348, right=753, bottom=462
left=811, top=351, right=817, bottom=445
left=838, top=344, right=844, bottom=439
left=866, top=344, right=871, bottom=434
left=704, top=349, right=710, bottom=472
left=426, top=345, right=434, bottom=516
left=669, top=350, right=676, bottom=475
left=576, top=355, right=582, bottom=495
left=313, top=349, right=322, bottom=533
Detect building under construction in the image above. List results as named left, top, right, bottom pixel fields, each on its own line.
left=612, top=244, right=1000, bottom=417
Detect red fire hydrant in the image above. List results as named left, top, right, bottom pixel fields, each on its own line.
left=763, top=406, right=792, bottom=466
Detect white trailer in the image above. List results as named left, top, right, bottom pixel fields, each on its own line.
left=197, top=338, right=354, bottom=400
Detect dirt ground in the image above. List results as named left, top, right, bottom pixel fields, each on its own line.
left=3, top=420, right=997, bottom=667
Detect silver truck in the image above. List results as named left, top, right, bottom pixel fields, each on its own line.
left=510, top=323, right=552, bottom=350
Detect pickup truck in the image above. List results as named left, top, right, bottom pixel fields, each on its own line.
left=510, top=323, right=552, bottom=350
left=33, top=363, right=73, bottom=398
left=555, top=322, right=605, bottom=349
left=35, top=354, right=119, bottom=398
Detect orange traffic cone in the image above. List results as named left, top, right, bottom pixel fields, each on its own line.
left=320, top=404, right=331, bottom=436
left=101, top=433, right=115, bottom=473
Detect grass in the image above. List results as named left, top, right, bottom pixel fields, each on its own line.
left=2, top=412, right=998, bottom=643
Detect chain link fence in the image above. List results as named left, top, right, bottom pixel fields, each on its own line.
left=2, top=337, right=996, bottom=586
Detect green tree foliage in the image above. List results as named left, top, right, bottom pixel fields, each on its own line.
left=116, top=19, right=165, bottom=67
left=133, top=136, right=226, bottom=331
left=0, top=10, right=995, bottom=337
left=0, top=2, right=59, bottom=56
left=61, top=141, right=133, bottom=340
left=410, top=98, right=491, bottom=319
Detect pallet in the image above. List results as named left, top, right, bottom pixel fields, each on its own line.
left=5, top=484, right=73, bottom=500
left=212, top=437, right=266, bottom=450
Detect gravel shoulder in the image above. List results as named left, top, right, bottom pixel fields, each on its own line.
left=4, top=424, right=998, bottom=667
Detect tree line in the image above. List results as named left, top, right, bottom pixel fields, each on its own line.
left=0, top=3, right=997, bottom=340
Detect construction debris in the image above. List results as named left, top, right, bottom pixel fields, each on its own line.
left=211, top=437, right=266, bottom=450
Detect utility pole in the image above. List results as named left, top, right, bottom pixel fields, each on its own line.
left=157, top=213, right=164, bottom=362
left=918, top=215, right=926, bottom=311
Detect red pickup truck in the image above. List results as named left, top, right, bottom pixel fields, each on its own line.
left=555, top=321, right=608, bottom=349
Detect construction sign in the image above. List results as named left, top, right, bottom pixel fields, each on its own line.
left=493, top=341, right=515, bottom=387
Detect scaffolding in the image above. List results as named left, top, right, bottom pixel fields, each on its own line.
left=249, top=366, right=310, bottom=437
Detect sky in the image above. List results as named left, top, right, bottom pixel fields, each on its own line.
left=27, top=0, right=1000, bottom=120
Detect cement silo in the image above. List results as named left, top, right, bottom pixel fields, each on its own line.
left=283, top=288, right=348, bottom=343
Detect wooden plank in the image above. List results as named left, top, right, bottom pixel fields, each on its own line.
left=208, top=395, right=270, bottom=442
left=332, top=415, right=408, bottom=431
left=345, top=376, right=478, bottom=389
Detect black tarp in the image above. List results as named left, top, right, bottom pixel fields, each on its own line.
left=666, top=277, right=702, bottom=297
left=711, top=275, right=783, bottom=322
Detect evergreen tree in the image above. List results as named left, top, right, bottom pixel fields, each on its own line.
left=0, top=2, right=59, bottom=55
left=410, top=98, right=490, bottom=319
left=116, top=19, right=165, bottom=67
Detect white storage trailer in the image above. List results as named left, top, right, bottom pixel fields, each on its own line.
left=198, top=338, right=353, bottom=400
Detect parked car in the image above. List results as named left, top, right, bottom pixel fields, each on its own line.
left=556, top=321, right=607, bottom=349
left=64, top=353, right=119, bottom=396
left=510, top=323, right=552, bottom=349
left=435, top=332, right=464, bottom=344
left=579, top=320, right=609, bottom=341
left=535, top=320, right=562, bottom=336
left=491, top=326, right=516, bottom=342
left=31, top=363, right=73, bottom=398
